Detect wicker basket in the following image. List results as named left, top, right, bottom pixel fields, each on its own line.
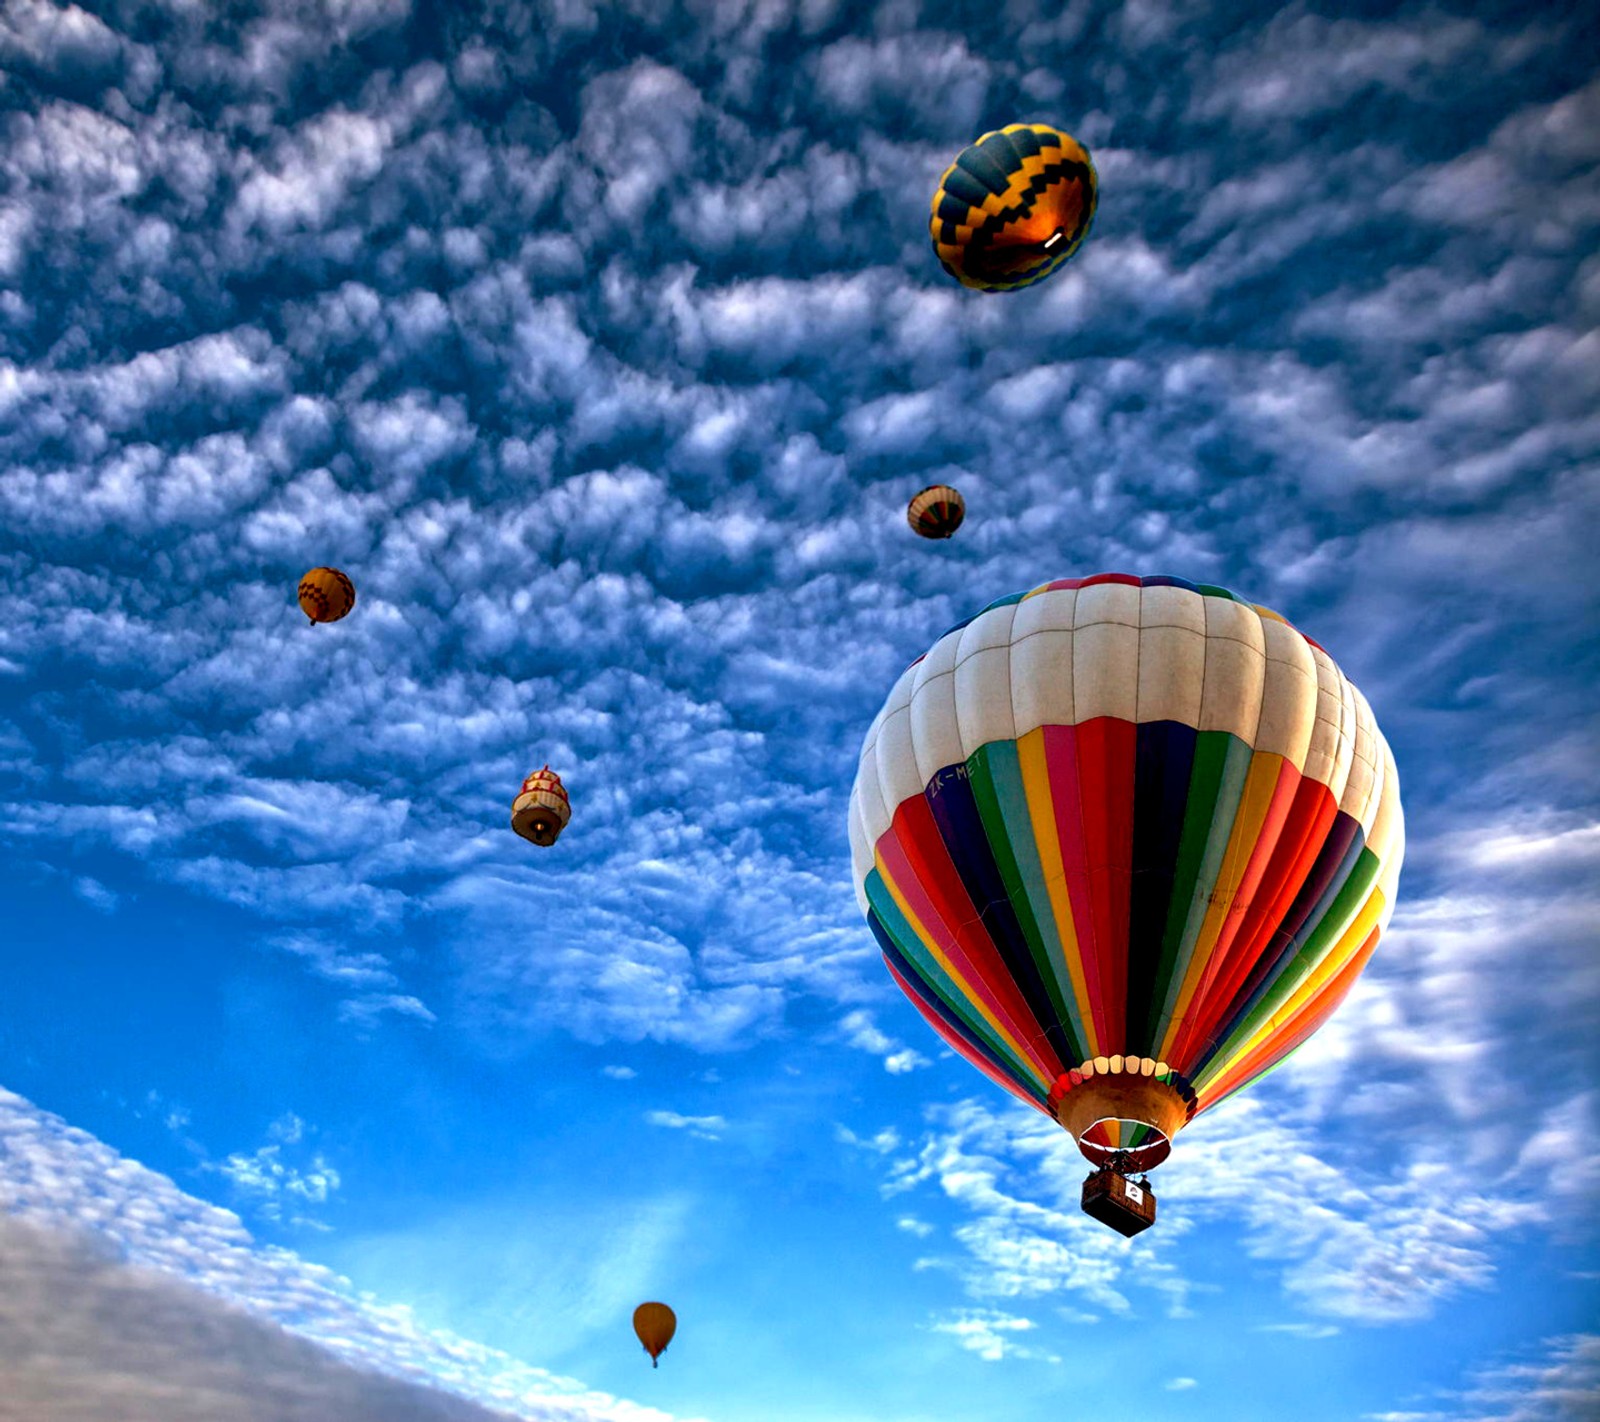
left=1081, top=1168, right=1157, bottom=1237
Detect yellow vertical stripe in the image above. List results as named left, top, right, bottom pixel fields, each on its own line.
left=1016, top=726, right=1100, bottom=1059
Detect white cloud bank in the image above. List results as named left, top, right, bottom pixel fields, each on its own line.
left=0, top=1087, right=705, bottom=1422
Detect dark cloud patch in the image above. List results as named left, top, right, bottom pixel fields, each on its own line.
left=0, top=1212, right=539, bottom=1422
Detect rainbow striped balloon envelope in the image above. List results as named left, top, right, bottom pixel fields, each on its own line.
left=848, top=573, right=1404, bottom=1172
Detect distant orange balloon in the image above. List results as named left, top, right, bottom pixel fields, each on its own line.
left=632, top=1302, right=676, bottom=1367
left=297, top=567, right=356, bottom=625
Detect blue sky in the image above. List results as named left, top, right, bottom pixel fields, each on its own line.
left=0, top=0, right=1597, bottom=1418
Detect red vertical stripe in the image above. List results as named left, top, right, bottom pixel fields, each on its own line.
left=1043, top=718, right=1137, bottom=1056
left=1043, top=723, right=1109, bottom=1052
left=1075, top=716, right=1136, bottom=1057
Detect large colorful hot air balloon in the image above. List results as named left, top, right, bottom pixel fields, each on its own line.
left=297, top=567, right=356, bottom=625
left=633, top=1302, right=676, bottom=1367
left=930, top=123, right=1097, bottom=292
left=908, top=484, right=966, bottom=540
left=512, top=766, right=571, bottom=847
left=848, top=574, right=1403, bottom=1232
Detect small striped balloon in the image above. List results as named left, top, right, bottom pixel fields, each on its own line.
left=908, top=485, right=966, bottom=540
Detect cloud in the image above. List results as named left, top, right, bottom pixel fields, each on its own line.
left=1363, top=1333, right=1600, bottom=1422
left=0, top=1211, right=552, bottom=1422
left=838, top=1009, right=930, bottom=1074
left=601, top=1065, right=637, bottom=1080
left=835, top=1124, right=901, bottom=1156
left=142, top=1092, right=192, bottom=1136
left=5, top=0, right=1594, bottom=1053
left=928, top=1308, right=1059, bottom=1364
left=876, top=1068, right=1566, bottom=1327
left=1448, top=1333, right=1600, bottom=1421
left=0, top=0, right=125, bottom=87
left=1165, top=1377, right=1198, bottom=1391
left=0, top=1087, right=699, bottom=1422
left=1258, top=1322, right=1339, bottom=1340
left=643, top=1110, right=726, bottom=1141
left=1189, top=9, right=1543, bottom=128
left=271, top=933, right=437, bottom=1027
left=338, top=993, right=438, bottom=1028
left=576, top=61, right=706, bottom=229
left=71, top=874, right=119, bottom=912
left=808, top=33, right=991, bottom=138
left=207, top=1114, right=342, bottom=1228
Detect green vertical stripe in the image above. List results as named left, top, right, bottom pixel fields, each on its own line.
left=1146, top=731, right=1249, bottom=1047
left=967, top=741, right=1090, bottom=1064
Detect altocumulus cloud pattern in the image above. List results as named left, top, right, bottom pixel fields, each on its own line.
left=0, top=0, right=1597, bottom=1418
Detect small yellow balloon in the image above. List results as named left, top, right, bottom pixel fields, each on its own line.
left=297, top=567, right=356, bottom=625
left=632, top=1302, right=676, bottom=1368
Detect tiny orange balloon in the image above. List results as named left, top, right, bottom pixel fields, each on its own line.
left=297, top=567, right=356, bottom=625
left=632, top=1302, right=676, bottom=1367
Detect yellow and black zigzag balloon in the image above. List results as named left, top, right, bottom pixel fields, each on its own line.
left=930, top=123, right=1098, bottom=293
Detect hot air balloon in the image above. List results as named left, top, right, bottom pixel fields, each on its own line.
left=297, top=567, right=356, bottom=625
left=633, top=1302, right=676, bottom=1367
left=848, top=573, right=1403, bottom=1235
left=930, top=123, right=1097, bottom=292
left=511, top=766, right=571, bottom=846
left=908, top=485, right=966, bottom=540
